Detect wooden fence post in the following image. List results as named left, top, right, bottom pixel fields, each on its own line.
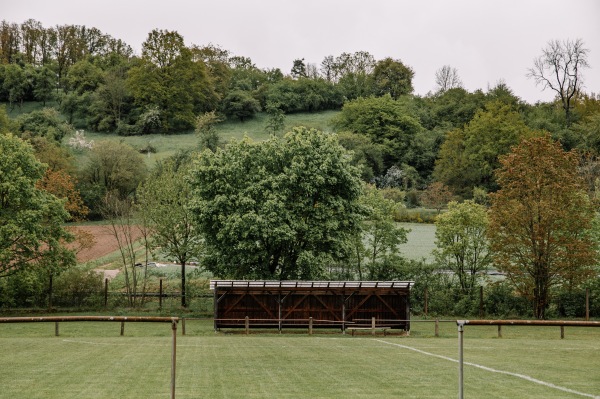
left=181, top=318, right=186, bottom=336
left=560, top=326, right=565, bottom=339
left=424, top=286, right=428, bottom=318
left=435, top=318, right=439, bottom=337
left=497, top=324, right=502, bottom=338
left=159, top=279, right=163, bottom=310
left=479, top=286, right=484, bottom=318
left=104, top=278, right=108, bottom=308
left=371, top=317, right=376, bottom=335
left=309, top=317, right=313, bottom=335
left=245, top=316, right=249, bottom=335
left=55, top=321, right=59, bottom=337
left=120, top=321, right=125, bottom=336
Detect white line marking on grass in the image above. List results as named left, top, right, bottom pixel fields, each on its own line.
left=375, top=339, right=600, bottom=399
left=62, top=339, right=166, bottom=347
left=63, top=339, right=115, bottom=346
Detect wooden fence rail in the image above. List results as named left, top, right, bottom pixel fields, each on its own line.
left=0, top=316, right=179, bottom=399
left=455, top=319, right=600, bottom=399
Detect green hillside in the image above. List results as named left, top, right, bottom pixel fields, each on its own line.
left=69, top=110, right=339, bottom=168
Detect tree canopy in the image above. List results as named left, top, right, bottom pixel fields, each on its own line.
left=0, top=133, right=74, bottom=277
left=434, top=101, right=536, bottom=197
left=189, top=127, right=365, bottom=280
left=434, top=200, right=490, bottom=295
left=488, top=135, right=597, bottom=319
left=137, top=151, right=202, bottom=307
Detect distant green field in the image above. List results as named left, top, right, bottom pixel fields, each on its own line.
left=1, top=319, right=598, bottom=398
left=399, top=222, right=436, bottom=262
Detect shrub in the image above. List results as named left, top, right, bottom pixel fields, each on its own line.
left=53, top=267, right=104, bottom=308
left=0, top=269, right=46, bottom=308
left=139, top=142, right=157, bottom=154
left=554, top=289, right=587, bottom=318
left=484, top=281, right=531, bottom=318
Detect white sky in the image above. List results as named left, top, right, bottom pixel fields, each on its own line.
left=3, top=0, right=600, bottom=104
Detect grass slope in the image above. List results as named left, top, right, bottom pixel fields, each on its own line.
left=69, top=111, right=339, bottom=168
left=1, top=319, right=598, bottom=399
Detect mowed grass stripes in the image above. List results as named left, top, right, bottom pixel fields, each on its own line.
left=1, top=320, right=599, bottom=399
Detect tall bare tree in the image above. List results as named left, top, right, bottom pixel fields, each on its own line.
left=527, top=39, right=589, bottom=127
left=435, top=65, right=462, bottom=92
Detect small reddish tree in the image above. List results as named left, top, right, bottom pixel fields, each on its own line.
left=36, top=169, right=89, bottom=221
left=420, top=182, right=453, bottom=214
left=488, top=135, right=597, bottom=319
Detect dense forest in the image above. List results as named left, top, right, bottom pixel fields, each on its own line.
left=2, top=19, right=600, bottom=318
left=2, top=20, right=599, bottom=199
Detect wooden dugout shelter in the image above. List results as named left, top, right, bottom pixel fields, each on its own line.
left=211, top=280, right=414, bottom=331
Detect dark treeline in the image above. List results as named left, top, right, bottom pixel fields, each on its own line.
left=3, top=20, right=600, bottom=202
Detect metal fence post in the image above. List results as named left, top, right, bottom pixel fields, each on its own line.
left=458, top=321, right=464, bottom=399
left=171, top=319, right=177, bottom=399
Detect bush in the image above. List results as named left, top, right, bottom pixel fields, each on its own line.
left=139, top=142, right=157, bottom=154
left=483, top=281, right=531, bottom=318
left=17, top=107, right=75, bottom=142
left=554, top=289, right=587, bottom=318
left=115, top=121, right=141, bottom=136
left=0, top=268, right=46, bottom=308
left=53, top=267, right=104, bottom=308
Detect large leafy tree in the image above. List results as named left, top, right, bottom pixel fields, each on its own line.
left=127, top=29, right=216, bottom=132
left=488, top=135, right=597, bottom=319
left=137, top=152, right=204, bottom=307
left=352, top=185, right=408, bottom=280
left=324, top=51, right=375, bottom=99
left=434, top=101, right=535, bottom=197
left=332, top=95, right=423, bottom=170
left=78, top=141, right=147, bottom=218
left=0, top=133, right=74, bottom=278
left=370, top=57, right=414, bottom=99
left=189, top=127, right=365, bottom=279
left=2, top=64, right=29, bottom=110
left=434, top=200, right=490, bottom=295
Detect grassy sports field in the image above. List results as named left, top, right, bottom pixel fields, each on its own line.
left=1, top=319, right=599, bottom=398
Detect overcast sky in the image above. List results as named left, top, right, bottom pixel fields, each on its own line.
left=4, top=0, right=600, bottom=104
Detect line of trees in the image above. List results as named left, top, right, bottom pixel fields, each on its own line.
left=1, top=20, right=600, bottom=318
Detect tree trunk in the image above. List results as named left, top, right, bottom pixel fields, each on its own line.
left=181, top=261, right=186, bottom=307
left=47, top=273, right=53, bottom=310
